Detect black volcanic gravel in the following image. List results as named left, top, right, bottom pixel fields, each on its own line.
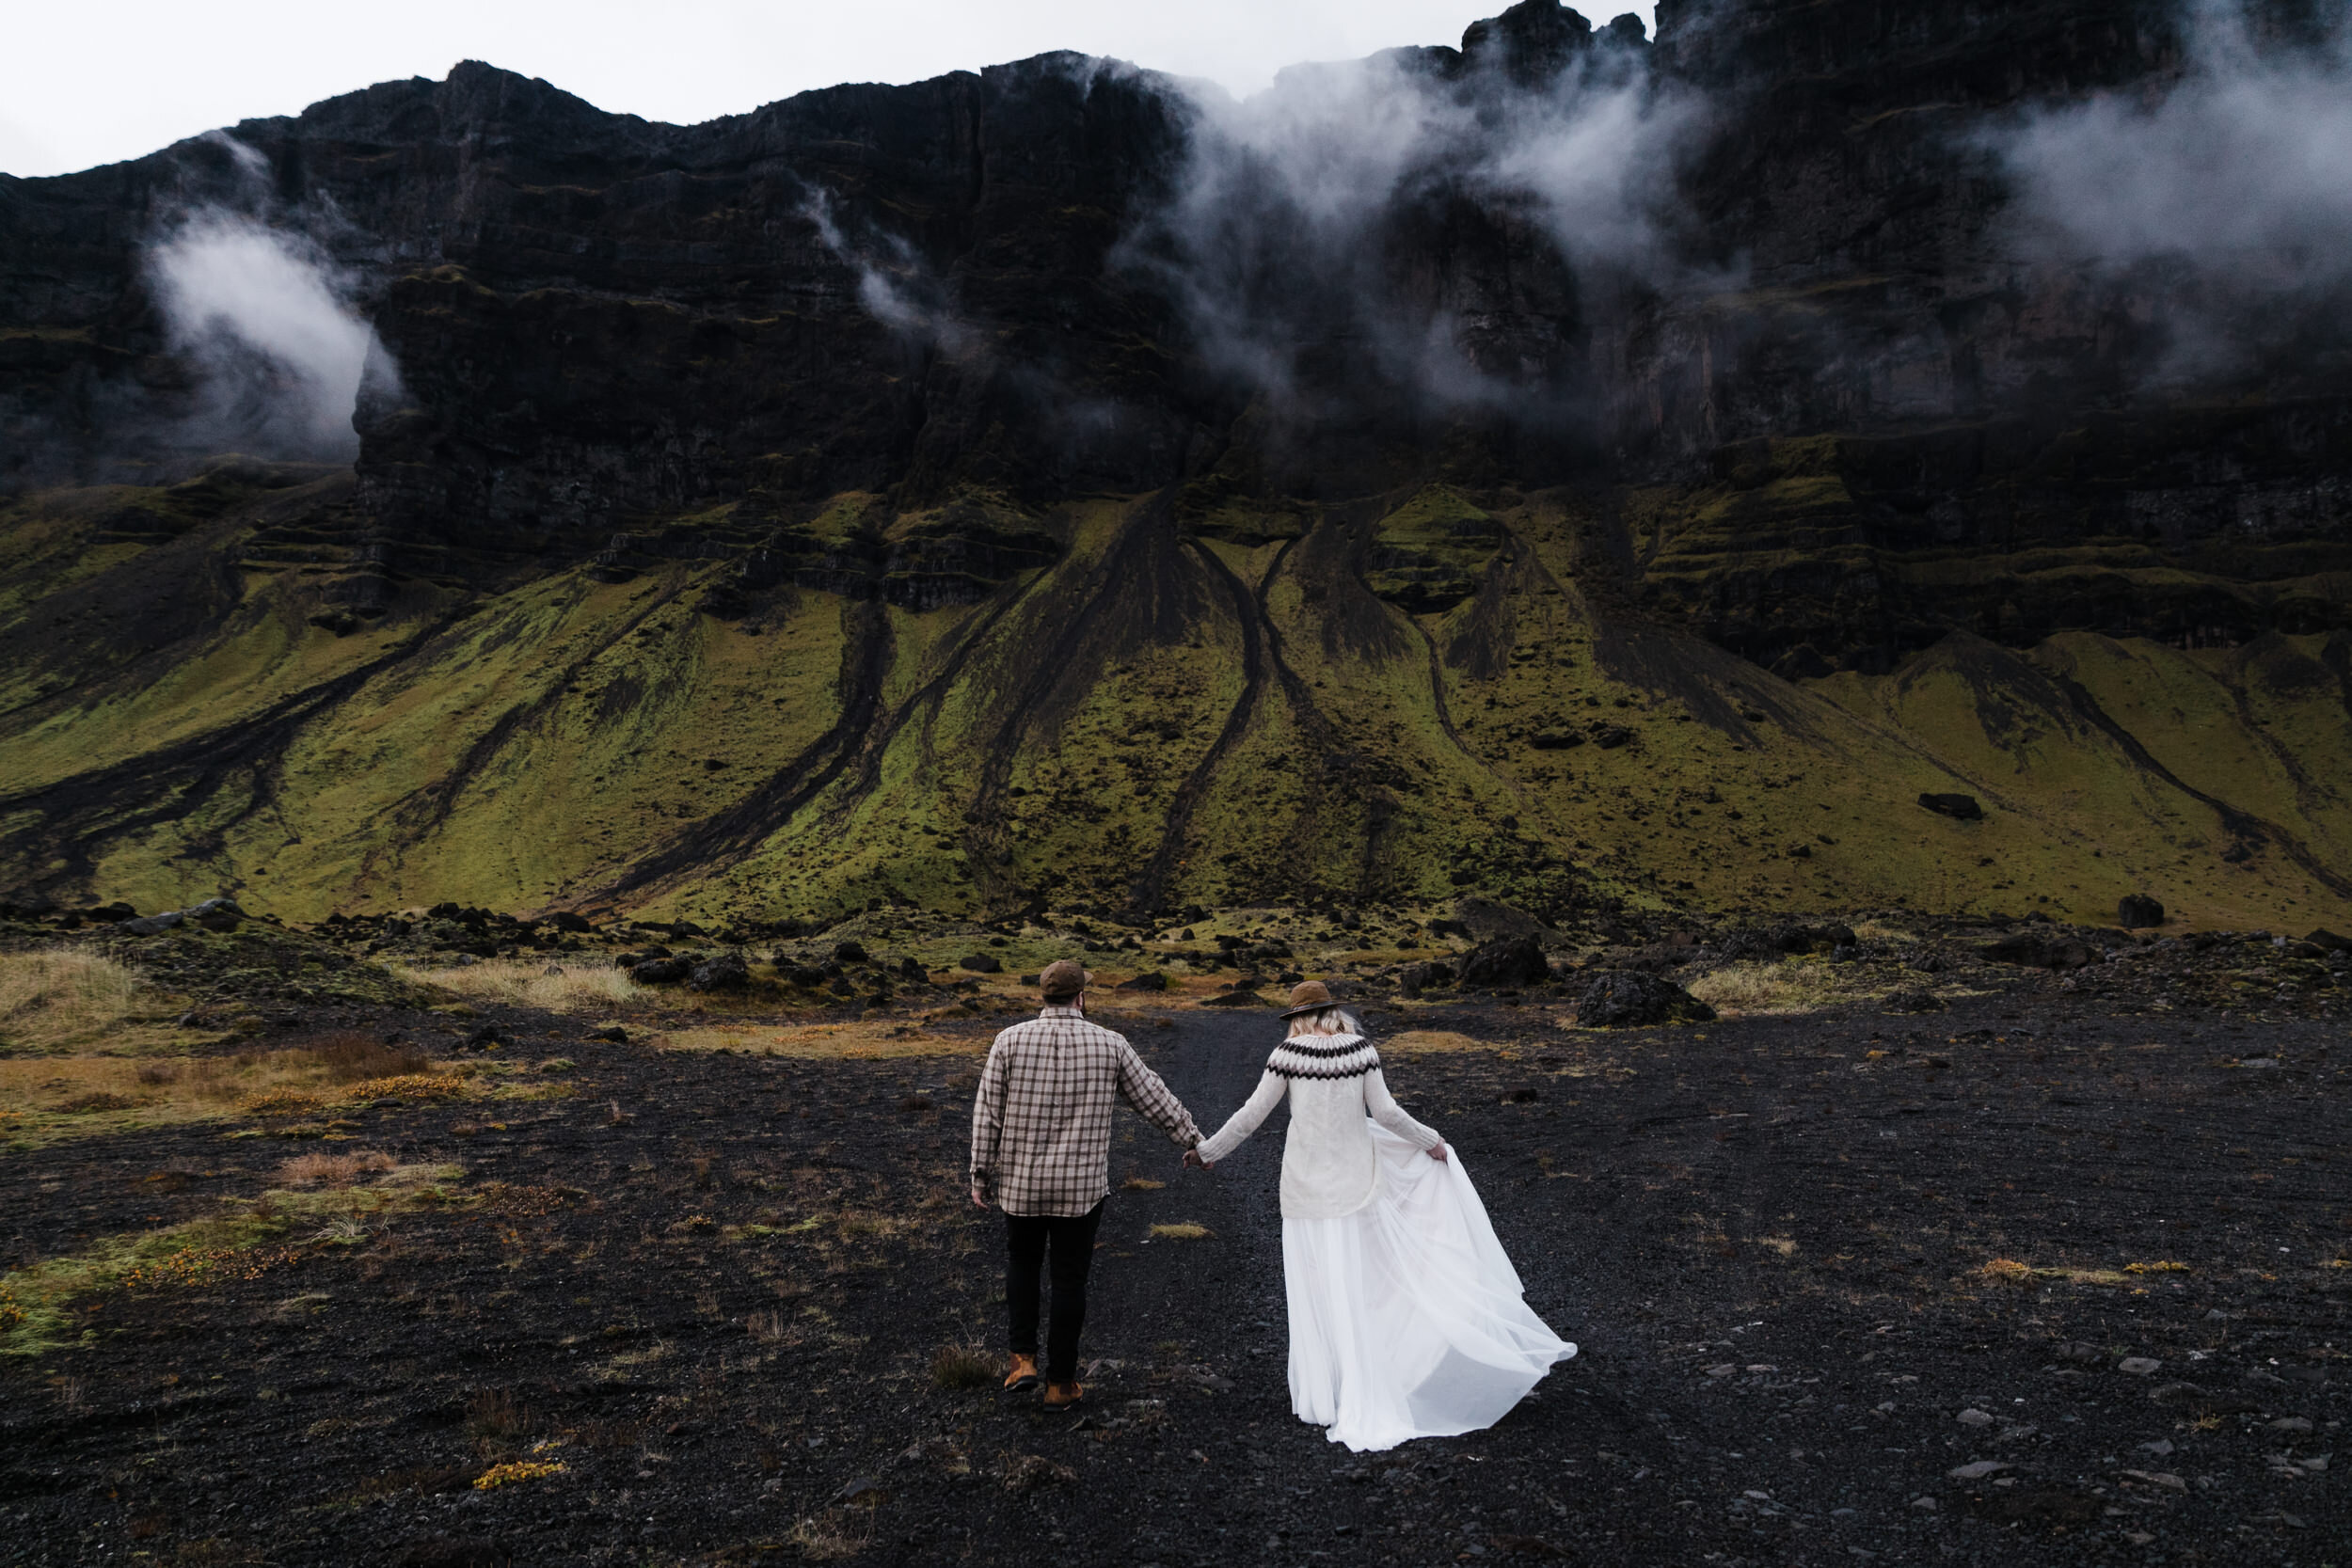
left=2, top=984, right=2347, bottom=1566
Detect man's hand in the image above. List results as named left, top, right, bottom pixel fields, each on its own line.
left=1427, top=1143, right=1449, bottom=1164
left=970, top=1181, right=990, bottom=1209
left=1183, top=1148, right=1214, bottom=1172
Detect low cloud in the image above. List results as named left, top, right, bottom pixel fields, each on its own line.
left=799, top=187, right=974, bottom=354
left=1114, top=33, right=1704, bottom=420
left=144, top=139, right=401, bottom=462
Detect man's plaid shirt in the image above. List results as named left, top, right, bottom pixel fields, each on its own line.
left=969, top=1004, right=1201, bottom=1216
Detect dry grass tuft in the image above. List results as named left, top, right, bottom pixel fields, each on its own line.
left=0, top=1046, right=467, bottom=1149
left=1148, top=1222, right=1211, bottom=1242
left=278, top=1150, right=397, bottom=1188
left=660, top=1022, right=983, bottom=1059
left=391, top=958, right=649, bottom=1014
left=930, top=1344, right=996, bottom=1391
left=2123, top=1259, right=2190, bottom=1275
left=1120, top=1176, right=1166, bottom=1192
left=473, top=1460, right=564, bottom=1491
left=1980, top=1258, right=2036, bottom=1288
left=787, top=1509, right=872, bottom=1560
left=1384, top=1029, right=1484, bottom=1053
left=1687, top=960, right=1855, bottom=1016
left=0, top=948, right=153, bottom=1054
left=342, top=1074, right=469, bottom=1102
left=240, top=1088, right=328, bottom=1117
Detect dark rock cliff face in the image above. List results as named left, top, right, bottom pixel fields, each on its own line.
left=1, top=1, right=2349, bottom=926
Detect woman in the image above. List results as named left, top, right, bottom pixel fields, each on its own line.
left=1185, top=980, right=1576, bottom=1451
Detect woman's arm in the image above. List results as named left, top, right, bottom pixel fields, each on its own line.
left=1194, top=1070, right=1285, bottom=1164
left=1363, top=1068, right=1444, bottom=1153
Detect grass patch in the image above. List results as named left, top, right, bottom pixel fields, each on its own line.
left=0, top=1038, right=465, bottom=1148
left=1148, top=1222, right=1211, bottom=1242
left=390, top=958, right=650, bottom=1014
left=474, top=1460, right=565, bottom=1491
left=930, top=1344, right=996, bottom=1390
left=1979, top=1258, right=2035, bottom=1287
left=0, top=1164, right=455, bottom=1354
left=660, top=1022, right=984, bottom=1059
left=1686, top=959, right=1871, bottom=1016
left=1384, top=1029, right=1485, bottom=1053
left=0, top=947, right=166, bottom=1054
left=1120, top=1176, right=1166, bottom=1192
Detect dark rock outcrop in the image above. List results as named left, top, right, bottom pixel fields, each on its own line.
left=1574, top=972, right=1715, bottom=1028
left=1919, top=794, right=1985, bottom=822
left=1456, top=933, right=1551, bottom=990
left=688, top=952, right=751, bottom=992
left=1980, top=931, right=2099, bottom=971
left=2118, top=895, right=2166, bottom=929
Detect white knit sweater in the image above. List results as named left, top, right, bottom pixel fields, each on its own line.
left=1195, top=1035, right=1443, bottom=1219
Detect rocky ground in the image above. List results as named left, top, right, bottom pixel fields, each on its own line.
left=1, top=910, right=2347, bottom=1567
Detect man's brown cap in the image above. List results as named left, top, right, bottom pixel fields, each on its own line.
left=1040, top=958, right=1093, bottom=1001
left=1279, top=979, right=1336, bottom=1018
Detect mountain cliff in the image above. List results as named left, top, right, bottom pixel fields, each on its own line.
left=2, top=0, right=2348, bottom=932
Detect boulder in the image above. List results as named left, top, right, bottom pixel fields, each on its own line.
left=1456, top=933, right=1550, bottom=990
left=1396, top=959, right=1455, bottom=997
left=548, top=911, right=595, bottom=932
left=959, top=953, right=1003, bottom=974
left=630, top=956, right=694, bottom=984
left=188, top=897, right=243, bottom=932
left=2303, top=927, right=2351, bottom=955
left=2117, top=894, right=2166, bottom=928
left=1919, top=792, right=1984, bottom=820
left=898, top=955, right=929, bottom=980
left=1980, top=931, right=2098, bottom=970
left=1199, top=989, right=1267, bottom=1008
left=1883, top=990, right=1947, bottom=1013
left=833, top=940, right=869, bottom=965
left=1574, top=972, right=1715, bottom=1028
left=1116, top=971, right=1169, bottom=991
left=1453, top=897, right=1546, bottom=942
left=688, top=952, right=751, bottom=991
left=118, top=911, right=185, bottom=936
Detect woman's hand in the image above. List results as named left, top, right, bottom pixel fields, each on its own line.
left=1427, top=1143, right=1448, bottom=1163
left=1184, top=1148, right=1215, bottom=1171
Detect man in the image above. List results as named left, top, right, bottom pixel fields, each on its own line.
left=969, top=958, right=1201, bottom=1409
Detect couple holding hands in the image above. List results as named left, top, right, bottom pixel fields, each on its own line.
left=968, top=959, right=1575, bottom=1453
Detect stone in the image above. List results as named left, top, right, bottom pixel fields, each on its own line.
left=1117, top=971, right=1169, bottom=991
left=118, top=911, right=185, bottom=936
left=542, top=964, right=564, bottom=976
left=548, top=911, right=594, bottom=932
left=959, top=953, right=1003, bottom=974
left=1575, top=971, right=1714, bottom=1028
left=630, top=956, right=693, bottom=985
left=1948, top=1461, right=2010, bottom=1481
left=1883, top=990, right=1946, bottom=1013
left=1918, top=792, right=1984, bottom=820
left=2304, top=927, right=2352, bottom=954
left=2117, top=894, right=2166, bottom=928
left=688, top=952, right=751, bottom=991
left=2117, top=1356, right=2161, bottom=1376
left=2268, top=1417, right=2313, bottom=1433
left=1980, top=931, right=2098, bottom=970
left=590, top=1025, right=628, bottom=1042
left=898, top=956, right=927, bottom=980
left=1957, top=1408, right=1995, bottom=1428
left=2137, top=1439, right=2174, bottom=1456
left=1911, top=1496, right=1938, bottom=1512
left=833, top=940, right=869, bottom=965
left=1199, top=989, right=1267, bottom=1008
left=1457, top=933, right=1550, bottom=990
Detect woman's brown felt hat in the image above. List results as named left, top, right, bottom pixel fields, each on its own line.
left=1278, top=979, right=1336, bottom=1018
left=1039, top=958, right=1094, bottom=1001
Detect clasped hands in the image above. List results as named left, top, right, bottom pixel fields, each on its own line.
left=1183, top=1142, right=1447, bottom=1170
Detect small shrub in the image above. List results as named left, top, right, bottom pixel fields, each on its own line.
left=121, top=1245, right=299, bottom=1291
left=1148, top=1222, right=1211, bottom=1242
left=0, top=1285, right=23, bottom=1333
left=931, top=1344, right=995, bottom=1390
left=241, top=1088, right=327, bottom=1117
left=1980, top=1258, right=2035, bottom=1287
left=54, top=1092, right=140, bottom=1115
left=342, top=1074, right=467, bottom=1102
left=278, top=1150, right=396, bottom=1188
left=673, top=1214, right=717, bottom=1234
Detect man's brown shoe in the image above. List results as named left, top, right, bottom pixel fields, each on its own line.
left=1042, top=1380, right=1084, bottom=1411
left=1002, top=1354, right=1041, bottom=1393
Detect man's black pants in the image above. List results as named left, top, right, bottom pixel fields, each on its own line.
left=1004, top=1200, right=1104, bottom=1383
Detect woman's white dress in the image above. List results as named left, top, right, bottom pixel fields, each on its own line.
left=1195, top=1034, right=1576, bottom=1452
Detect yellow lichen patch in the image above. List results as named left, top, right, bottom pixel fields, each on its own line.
left=1148, top=1223, right=1211, bottom=1242
left=342, top=1074, right=471, bottom=1103
left=2122, top=1260, right=2190, bottom=1275
left=474, top=1461, right=565, bottom=1491
left=1979, top=1258, right=2035, bottom=1287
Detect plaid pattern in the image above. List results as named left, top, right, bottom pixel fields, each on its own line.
left=970, top=1005, right=1201, bottom=1216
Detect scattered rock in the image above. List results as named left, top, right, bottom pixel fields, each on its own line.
left=1457, top=933, right=1550, bottom=990
left=833, top=941, right=869, bottom=965
left=548, top=911, right=594, bottom=933
left=2304, top=927, right=2351, bottom=954
left=463, top=1026, right=506, bottom=1052
left=2117, top=1357, right=2162, bottom=1376
left=689, top=952, right=751, bottom=992
left=2053, top=1342, right=2104, bottom=1364
left=959, top=953, right=1002, bottom=974
left=1574, top=972, right=1715, bottom=1028
left=1957, top=1408, right=1995, bottom=1428
left=1396, top=959, right=1454, bottom=996
left=1883, top=990, right=1947, bottom=1013
left=1593, top=725, right=1634, bottom=749
left=118, top=910, right=185, bottom=937
left=1948, top=1461, right=2011, bottom=1481
left=1919, top=792, right=1984, bottom=820
left=630, top=956, right=694, bottom=985
left=2137, top=1439, right=2174, bottom=1456
left=833, top=1477, right=887, bottom=1506
left=1980, top=931, right=2099, bottom=970
left=2268, top=1417, right=2313, bottom=1433
left=1199, top=990, right=1267, bottom=1008
left=898, top=956, right=928, bottom=980
left=1117, top=971, right=1169, bottom=991
left=2118, top=894, right=2166, bottom=928
left=590, top=1026, right=628, bottom=1042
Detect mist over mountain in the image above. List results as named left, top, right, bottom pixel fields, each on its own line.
left=1, top=0, right=2348, bottom=933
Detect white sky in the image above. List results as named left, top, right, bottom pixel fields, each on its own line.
left=0, top=0, right=1657, bottom=179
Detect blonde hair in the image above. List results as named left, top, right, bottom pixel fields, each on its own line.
left=1285, top=1006, right=1360, bottom=1038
